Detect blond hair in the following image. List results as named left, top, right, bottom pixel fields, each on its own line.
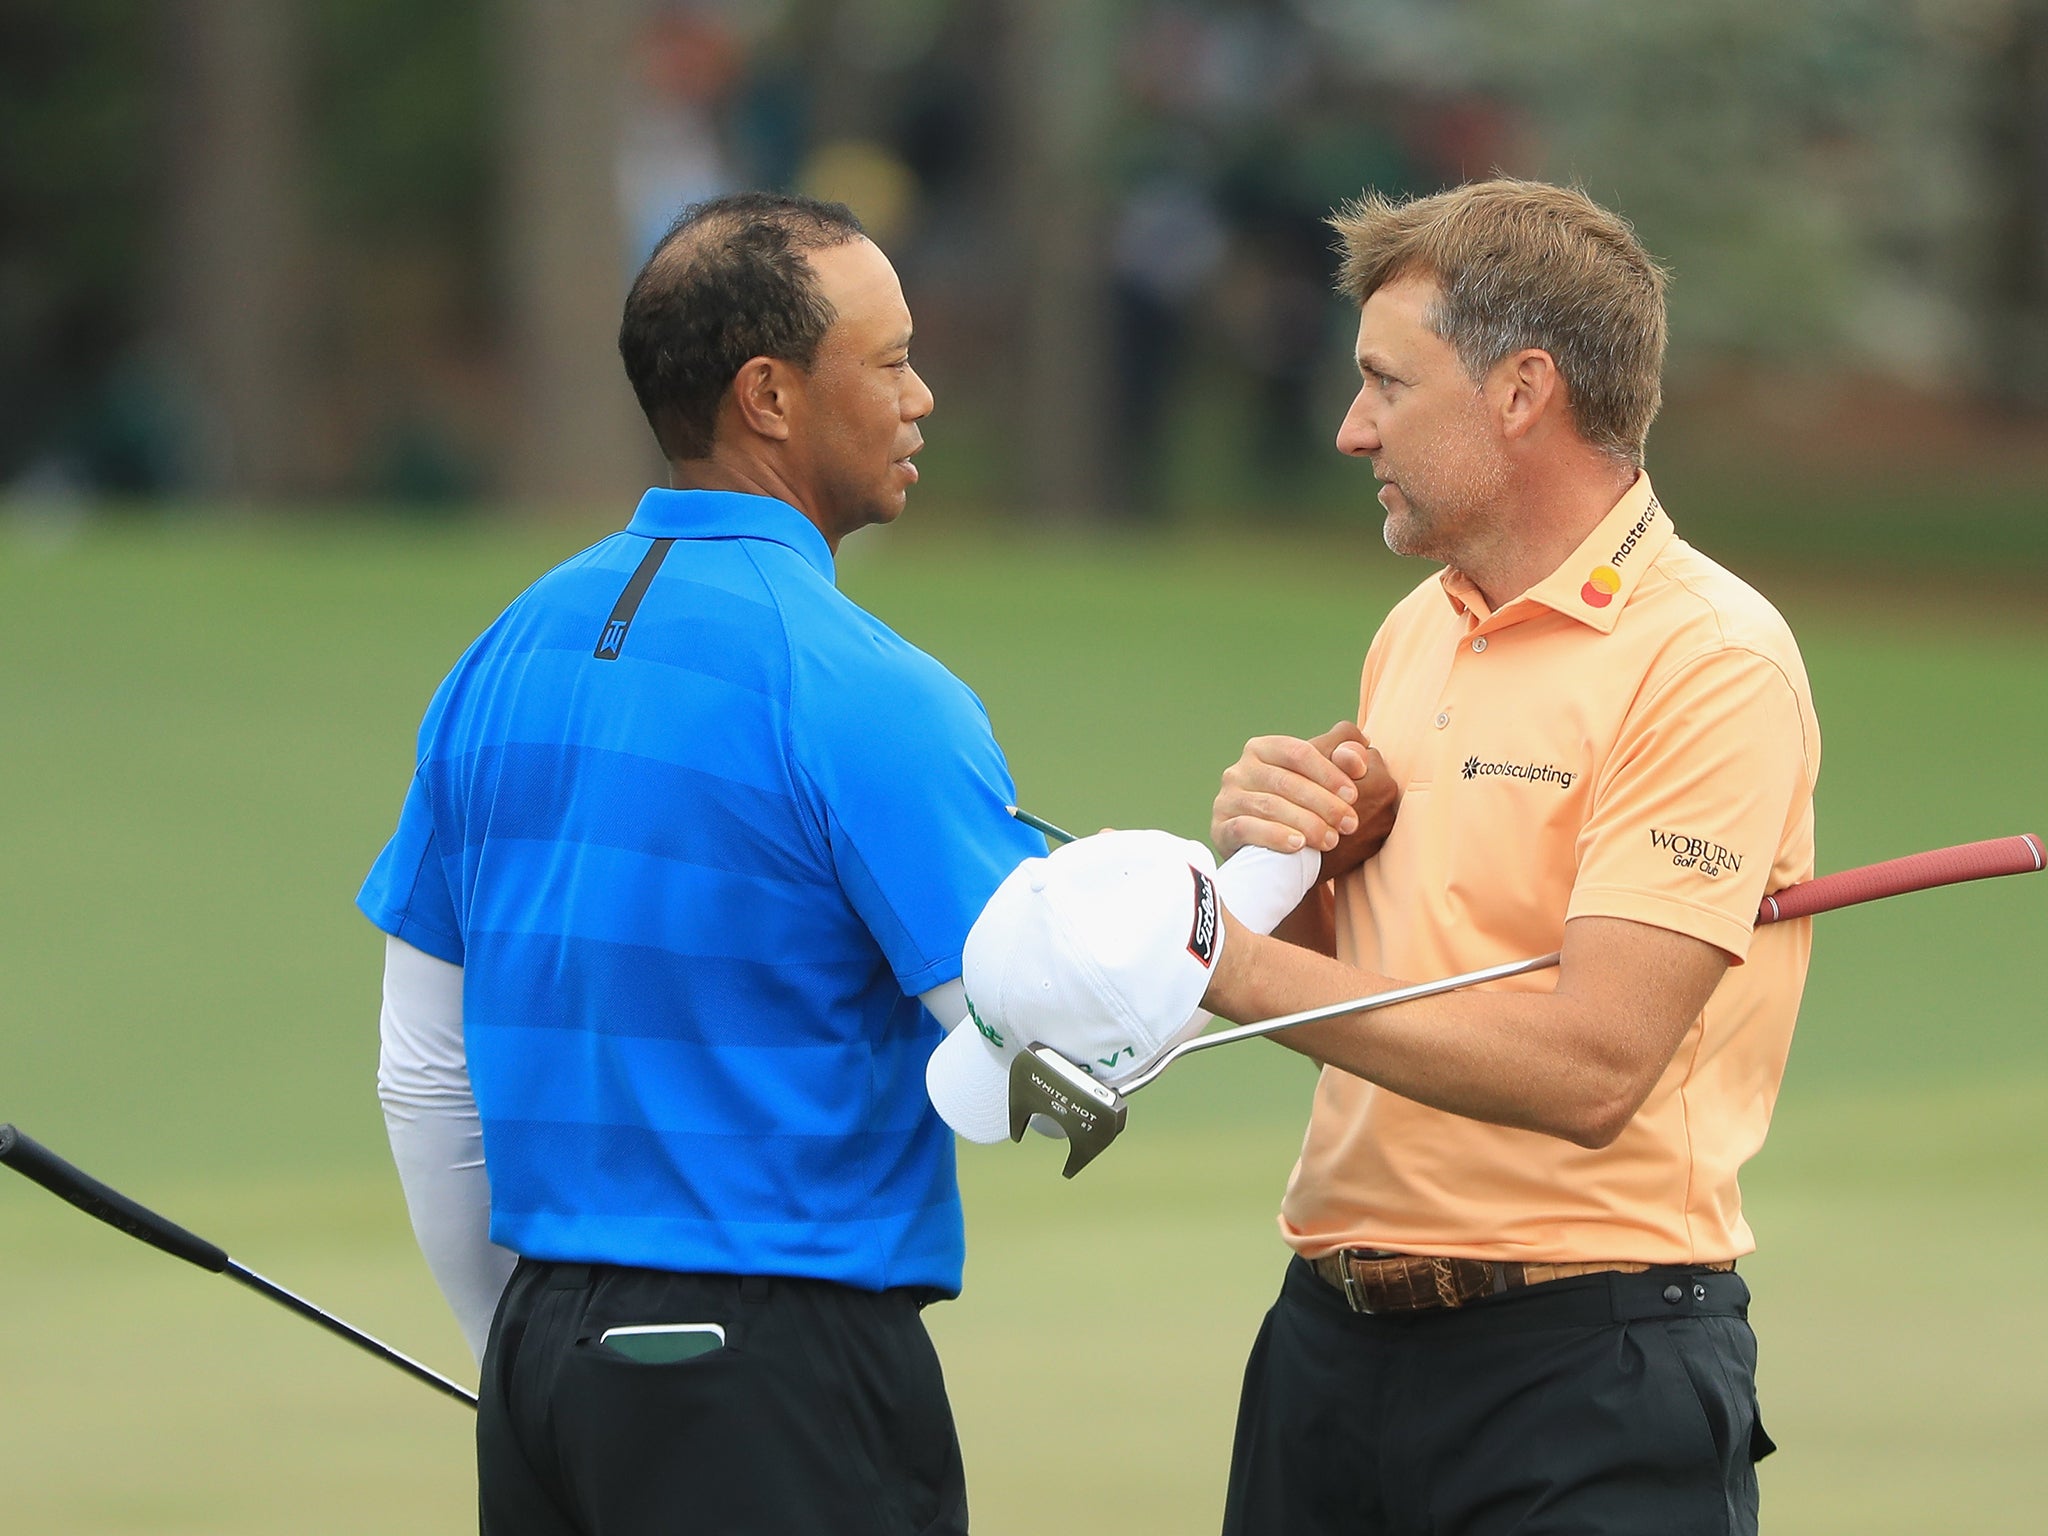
left=1330, top=179, right=1668, bottom=464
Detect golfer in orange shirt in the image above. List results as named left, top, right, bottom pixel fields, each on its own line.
left=1204, top=179, right=1819, bottom=1535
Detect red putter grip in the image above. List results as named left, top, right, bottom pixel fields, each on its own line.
left=1756, top=834, right=2045, bottom=925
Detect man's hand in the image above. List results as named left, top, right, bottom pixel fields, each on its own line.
left=1212, top=721, right=1396, bottom=879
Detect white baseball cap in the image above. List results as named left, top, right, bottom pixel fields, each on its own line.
left=926, top=832, right=1319, bottom=1143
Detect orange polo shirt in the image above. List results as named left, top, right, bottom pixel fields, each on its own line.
left=1280, top=474, right=1820, bottom=1265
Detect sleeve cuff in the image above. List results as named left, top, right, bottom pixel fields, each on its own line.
left=358, top=899, right=465, bottom=967
left=895, top=951, right=962, bottom=998
left=1565, top=884, right=1756, bottom=965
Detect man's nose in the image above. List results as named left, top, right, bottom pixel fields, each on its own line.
left=1335, top=394, right=1378, bottom=457
left=906, top=365, right=935, bottom=421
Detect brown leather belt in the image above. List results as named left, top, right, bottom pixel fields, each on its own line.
left=1309, top=1250, right=1736, bottom=1314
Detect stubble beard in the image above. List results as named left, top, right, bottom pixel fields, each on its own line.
left=1375, top=414, right=1511, bottom=568
left=1381, top=486, right=1445, bottom=562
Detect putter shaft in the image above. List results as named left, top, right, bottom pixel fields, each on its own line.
left=1115, top=950, right=1563, bottom=1097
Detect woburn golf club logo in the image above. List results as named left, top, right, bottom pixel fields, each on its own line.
left=1461, top=755, right=1576, bottom=790
left=1581, top=496, right=1661, bottom=608
left=1186, top=866, right=1219, bottom=967
left=1650, top=828, right=1744, bottom=878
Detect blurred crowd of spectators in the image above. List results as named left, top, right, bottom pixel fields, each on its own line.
left=6, top=0, right=2044, bottom=511
left=609, top=0, right=1521, bottom=516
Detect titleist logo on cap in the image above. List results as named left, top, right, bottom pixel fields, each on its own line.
left=1186, top=867, right=1219, bottom=967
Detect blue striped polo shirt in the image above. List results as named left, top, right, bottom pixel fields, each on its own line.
left=357, top=489, right=1043, bottom=1295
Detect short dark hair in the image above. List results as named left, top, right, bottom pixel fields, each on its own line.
left=618, top=192, right=867, bottom=460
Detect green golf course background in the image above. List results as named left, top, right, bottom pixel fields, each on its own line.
left=2, top=502, right=2043, bottom=1533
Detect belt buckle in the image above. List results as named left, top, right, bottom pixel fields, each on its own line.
left=1339, top=1252, right=1371, bottom=1314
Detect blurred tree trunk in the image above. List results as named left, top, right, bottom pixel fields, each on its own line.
left=500, top=0, right=652, bottom=507
left=1981, top=0, right=2048, bottom=409
left=165, top=0, right=313, bottom=499
left=997, top=0, right=1112, bottom=518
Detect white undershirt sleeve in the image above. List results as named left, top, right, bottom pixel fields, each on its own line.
left=919, top=978, right=968, bottom=1038
left=378, top=934, right=517, bottom=1363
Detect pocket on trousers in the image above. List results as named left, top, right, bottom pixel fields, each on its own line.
left=585, top=1322, right=728, bottom=1365
left=1665, top=1316, right=1771, bottom=1467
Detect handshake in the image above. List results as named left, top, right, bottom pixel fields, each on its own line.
left=927, top=722, right=1396, bottom=1172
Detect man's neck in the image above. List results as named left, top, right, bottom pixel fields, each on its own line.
left=1455, top=457, right=1641, bottom=612
left=667, top=454, right=838, bottom=551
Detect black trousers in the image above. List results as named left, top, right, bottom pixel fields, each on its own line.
left=1222, top=1257, right=1775, bottom=1536
left=478, top=1259, right=967, bottom=1536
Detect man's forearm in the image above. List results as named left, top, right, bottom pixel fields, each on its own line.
left=379, top=935, right=516, bottom=1361
left=1269, top=880, right=1338, bottom=957
left=381, top=1092, right=516, bottom=1361
left=1203, top=912, right=1721, bottom=1148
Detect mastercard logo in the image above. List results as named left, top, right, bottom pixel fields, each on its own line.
left=1581, top=565, right=1621, bottom=608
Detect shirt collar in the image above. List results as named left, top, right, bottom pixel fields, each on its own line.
left=625, top=489, right=836, bottom=582
left=1438, top=473, right=1672, bottom=635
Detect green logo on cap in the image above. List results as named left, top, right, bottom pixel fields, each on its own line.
left=967, top=1000, right=1004, bottom=1050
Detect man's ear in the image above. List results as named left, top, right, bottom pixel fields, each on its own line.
left=730, top=355, right=798, bottom=443
left=1495, top=348, right=1563, bottom=444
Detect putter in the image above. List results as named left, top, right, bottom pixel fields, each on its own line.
left=1009, top=832, right=2044, bottom=1177
left=1009, top=951, right=1561, bottom=1177
left=0, top=1124, right=477, bottom=1408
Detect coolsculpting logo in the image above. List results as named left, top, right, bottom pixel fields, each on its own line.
left=1650, top=829, right=1743, bottom=878
left=1461, top=755, right=1576, bottom=790
left=1186, top=866, right=1219, bottom=967
left=1581, top=496, right=1662, bottom=608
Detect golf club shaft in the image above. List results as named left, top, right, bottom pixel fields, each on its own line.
left=1008, top=806, right=1077, bottom=844
left=224, top=1260, right=478, bottom=1408
left=0, top=1124, right=476, bottom=1409
left=1120, top=831, right=2046, bottom=1096
left=1115, top=951, right=1563, bottom=1094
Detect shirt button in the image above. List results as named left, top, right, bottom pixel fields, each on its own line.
left=1434, top=711, right=1450, bottom=729
left=1471, top=637, right=1487, bottom=653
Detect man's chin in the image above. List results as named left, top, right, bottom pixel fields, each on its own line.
left=854, top=491, right=908, bottom=534
left=1381, top=509, right=1425, bottom=558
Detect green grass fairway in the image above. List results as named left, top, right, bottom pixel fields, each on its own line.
left=2, top=508, right=2044, bottom=1532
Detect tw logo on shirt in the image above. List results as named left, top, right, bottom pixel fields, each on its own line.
left=1650, top=829, right=1743, bottom=878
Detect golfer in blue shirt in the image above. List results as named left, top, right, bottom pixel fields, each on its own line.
left=359, top=191, right=1042, bottom=1536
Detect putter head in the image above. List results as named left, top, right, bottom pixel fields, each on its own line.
left=1008, top=1044, right=1130, bottom=1178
